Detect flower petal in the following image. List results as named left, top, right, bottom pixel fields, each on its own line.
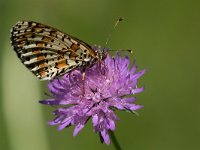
left=101, top=129, right=110, bottom=145
left=132, top=87, right=144, bottom=94
left=108, top=119, right=115, bottom=131
left=73, top=124, right=85, bottom=136
left=92, top=114, right=99, bottom=126
left=58, top=117, right=72, bottom=131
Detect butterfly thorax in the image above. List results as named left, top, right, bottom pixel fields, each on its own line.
left=78, top=47, right=107, bottom=69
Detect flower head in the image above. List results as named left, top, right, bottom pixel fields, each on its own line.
left=40, top=53, right=145, bottom=145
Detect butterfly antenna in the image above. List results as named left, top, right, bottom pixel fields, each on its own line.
left=105, top=17, right=124, bottom=45
left=105, top=17, right=133, bottom=53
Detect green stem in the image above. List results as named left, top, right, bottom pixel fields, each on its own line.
left=109, top=131, right=122, bottom=150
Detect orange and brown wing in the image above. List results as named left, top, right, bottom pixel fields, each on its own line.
left=10, top=21, right=95, bottom=80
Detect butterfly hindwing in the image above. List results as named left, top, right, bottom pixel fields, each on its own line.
left=11, top=21, right=96, bottom=80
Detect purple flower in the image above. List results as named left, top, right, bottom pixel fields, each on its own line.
left=40, top=53, right=145, bottom=145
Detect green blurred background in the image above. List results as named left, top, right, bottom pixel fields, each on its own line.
left=1, top=0, right=200, bottom=150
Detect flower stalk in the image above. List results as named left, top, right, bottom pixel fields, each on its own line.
left=109, top=131, right=122, bottom=150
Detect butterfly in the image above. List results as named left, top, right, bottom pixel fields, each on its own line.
left=10, top=21, right=107, bottom=82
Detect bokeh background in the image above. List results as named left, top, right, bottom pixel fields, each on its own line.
left=1, top=0, right=200, bottom=150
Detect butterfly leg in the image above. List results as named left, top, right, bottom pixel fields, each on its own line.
left=97, top=60, right=106, bottom=75
left=81, top=71, right=85, bottom=96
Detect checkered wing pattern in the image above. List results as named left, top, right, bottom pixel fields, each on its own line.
left=10, top=21, right=97, bottom=80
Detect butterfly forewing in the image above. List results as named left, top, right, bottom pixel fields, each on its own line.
left=11, top=21, right=97, bottom=80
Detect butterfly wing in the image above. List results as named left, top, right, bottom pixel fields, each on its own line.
left=10, top=21, right=96, bottom=80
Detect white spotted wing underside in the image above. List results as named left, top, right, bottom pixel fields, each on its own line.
left=10, top=21, right=96, bottom=80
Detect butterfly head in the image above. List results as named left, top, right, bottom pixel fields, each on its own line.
left=93, top=45, right=108, bottom=61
